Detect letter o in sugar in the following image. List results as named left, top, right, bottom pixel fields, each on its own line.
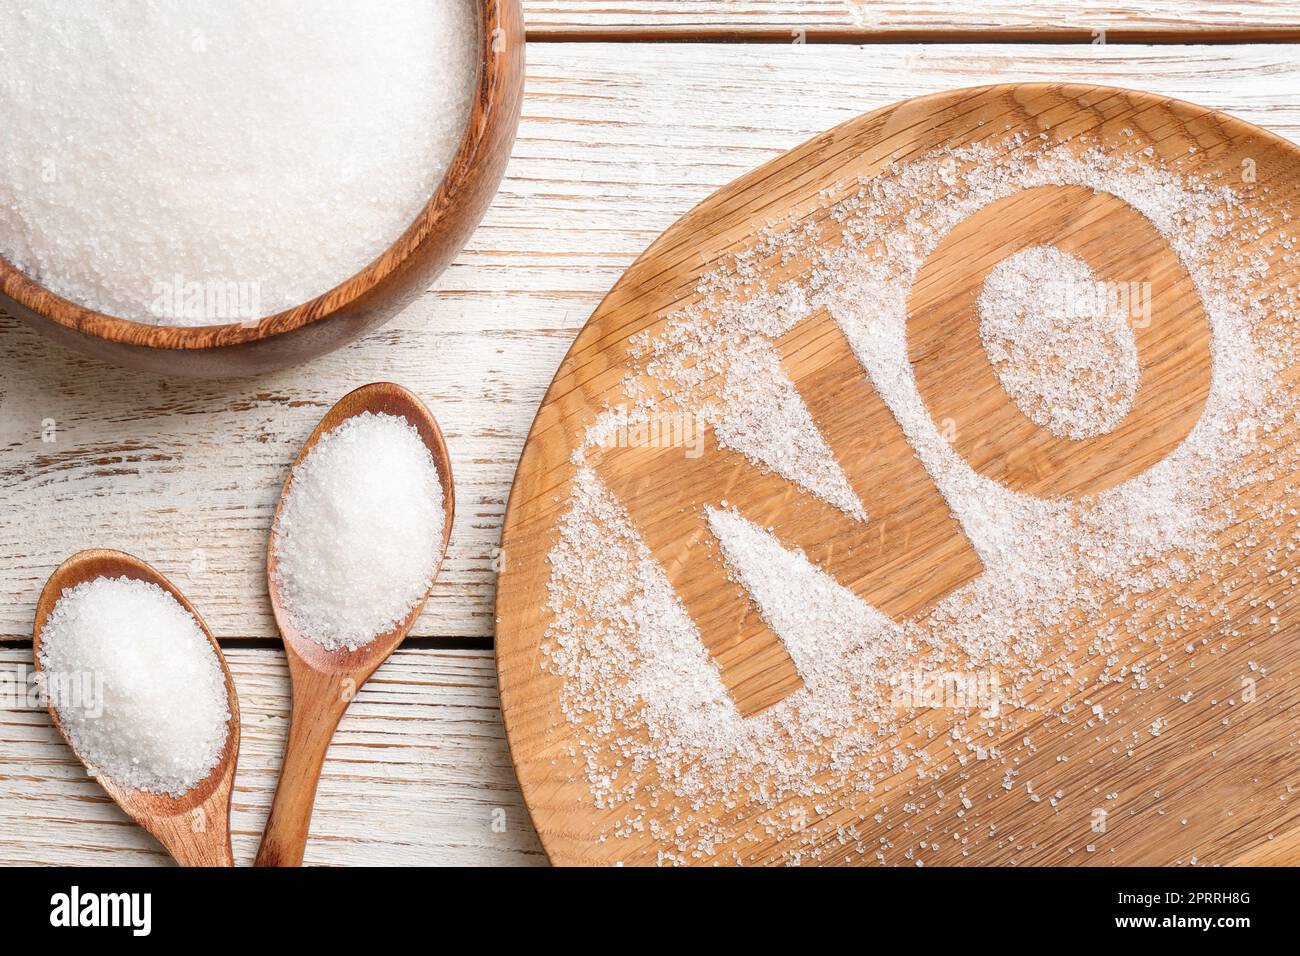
left=908, top=185, right=1212, bottom=499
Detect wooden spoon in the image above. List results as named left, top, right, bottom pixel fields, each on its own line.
left=255, top=382, right=455, bottom=866
left=32, top=549, right=240, bottom=867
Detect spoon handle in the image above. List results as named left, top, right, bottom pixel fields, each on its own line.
left=255, top=667, right=351, bottom=867
left=155, top=800, right=236, bottom=867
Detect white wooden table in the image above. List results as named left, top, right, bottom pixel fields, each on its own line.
left=4, top=1, right=1300, bottom=866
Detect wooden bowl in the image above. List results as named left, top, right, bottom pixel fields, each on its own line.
left=0, top=0, right=524, bottom=378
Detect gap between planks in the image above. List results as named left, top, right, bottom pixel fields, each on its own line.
left=527, top=27, right=1300, bottom=44
left=0, top=635, right=494, bottom=650
left=519, top=0, right=1300, bottom=44
left=0, top=645, right=543, bottom=866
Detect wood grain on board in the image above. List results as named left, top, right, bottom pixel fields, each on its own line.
left=522, top=1, right=1300, bottom=41
left=495, top=83, right=1300, bottom=865
left=0, top=647, right=544, bottom=866
left=3, top=44, right=1300, bottom=648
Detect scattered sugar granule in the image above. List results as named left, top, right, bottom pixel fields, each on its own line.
left=38, top=576, right=230, bottom=797
left=273, top=411, right=445, bottom=651
left=977, top=245, right=1140, bottom=439
left=0, top=0, right=479, bottom=324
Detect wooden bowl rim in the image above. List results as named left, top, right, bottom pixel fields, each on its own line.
left=0, top=0, right=517, bottom=352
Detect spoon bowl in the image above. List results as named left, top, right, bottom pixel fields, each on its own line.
left=32, top=549, right=240, bottom=867
left=256, top=382, right=455, bottom=866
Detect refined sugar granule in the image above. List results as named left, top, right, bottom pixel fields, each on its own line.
left=38, top=576, right=231, bottom=797
left=273, top=412, right=445, bottom=651
left=977, top=245, right=1140, bottom=439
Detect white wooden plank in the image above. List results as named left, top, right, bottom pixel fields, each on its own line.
left=3, top=43, right=1300, bottom=643
left=522, top=1, right=1300, bottom=39
left=0, top=647, right=545, bottom=866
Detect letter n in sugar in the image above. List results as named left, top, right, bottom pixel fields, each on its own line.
left=596, top=312, right=983, bottom=716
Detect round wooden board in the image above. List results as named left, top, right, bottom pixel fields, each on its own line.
left=496, top=83, right=1300, bottom=866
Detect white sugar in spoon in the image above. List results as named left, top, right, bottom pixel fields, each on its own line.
left=255, top=382, right=455, bottom=867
